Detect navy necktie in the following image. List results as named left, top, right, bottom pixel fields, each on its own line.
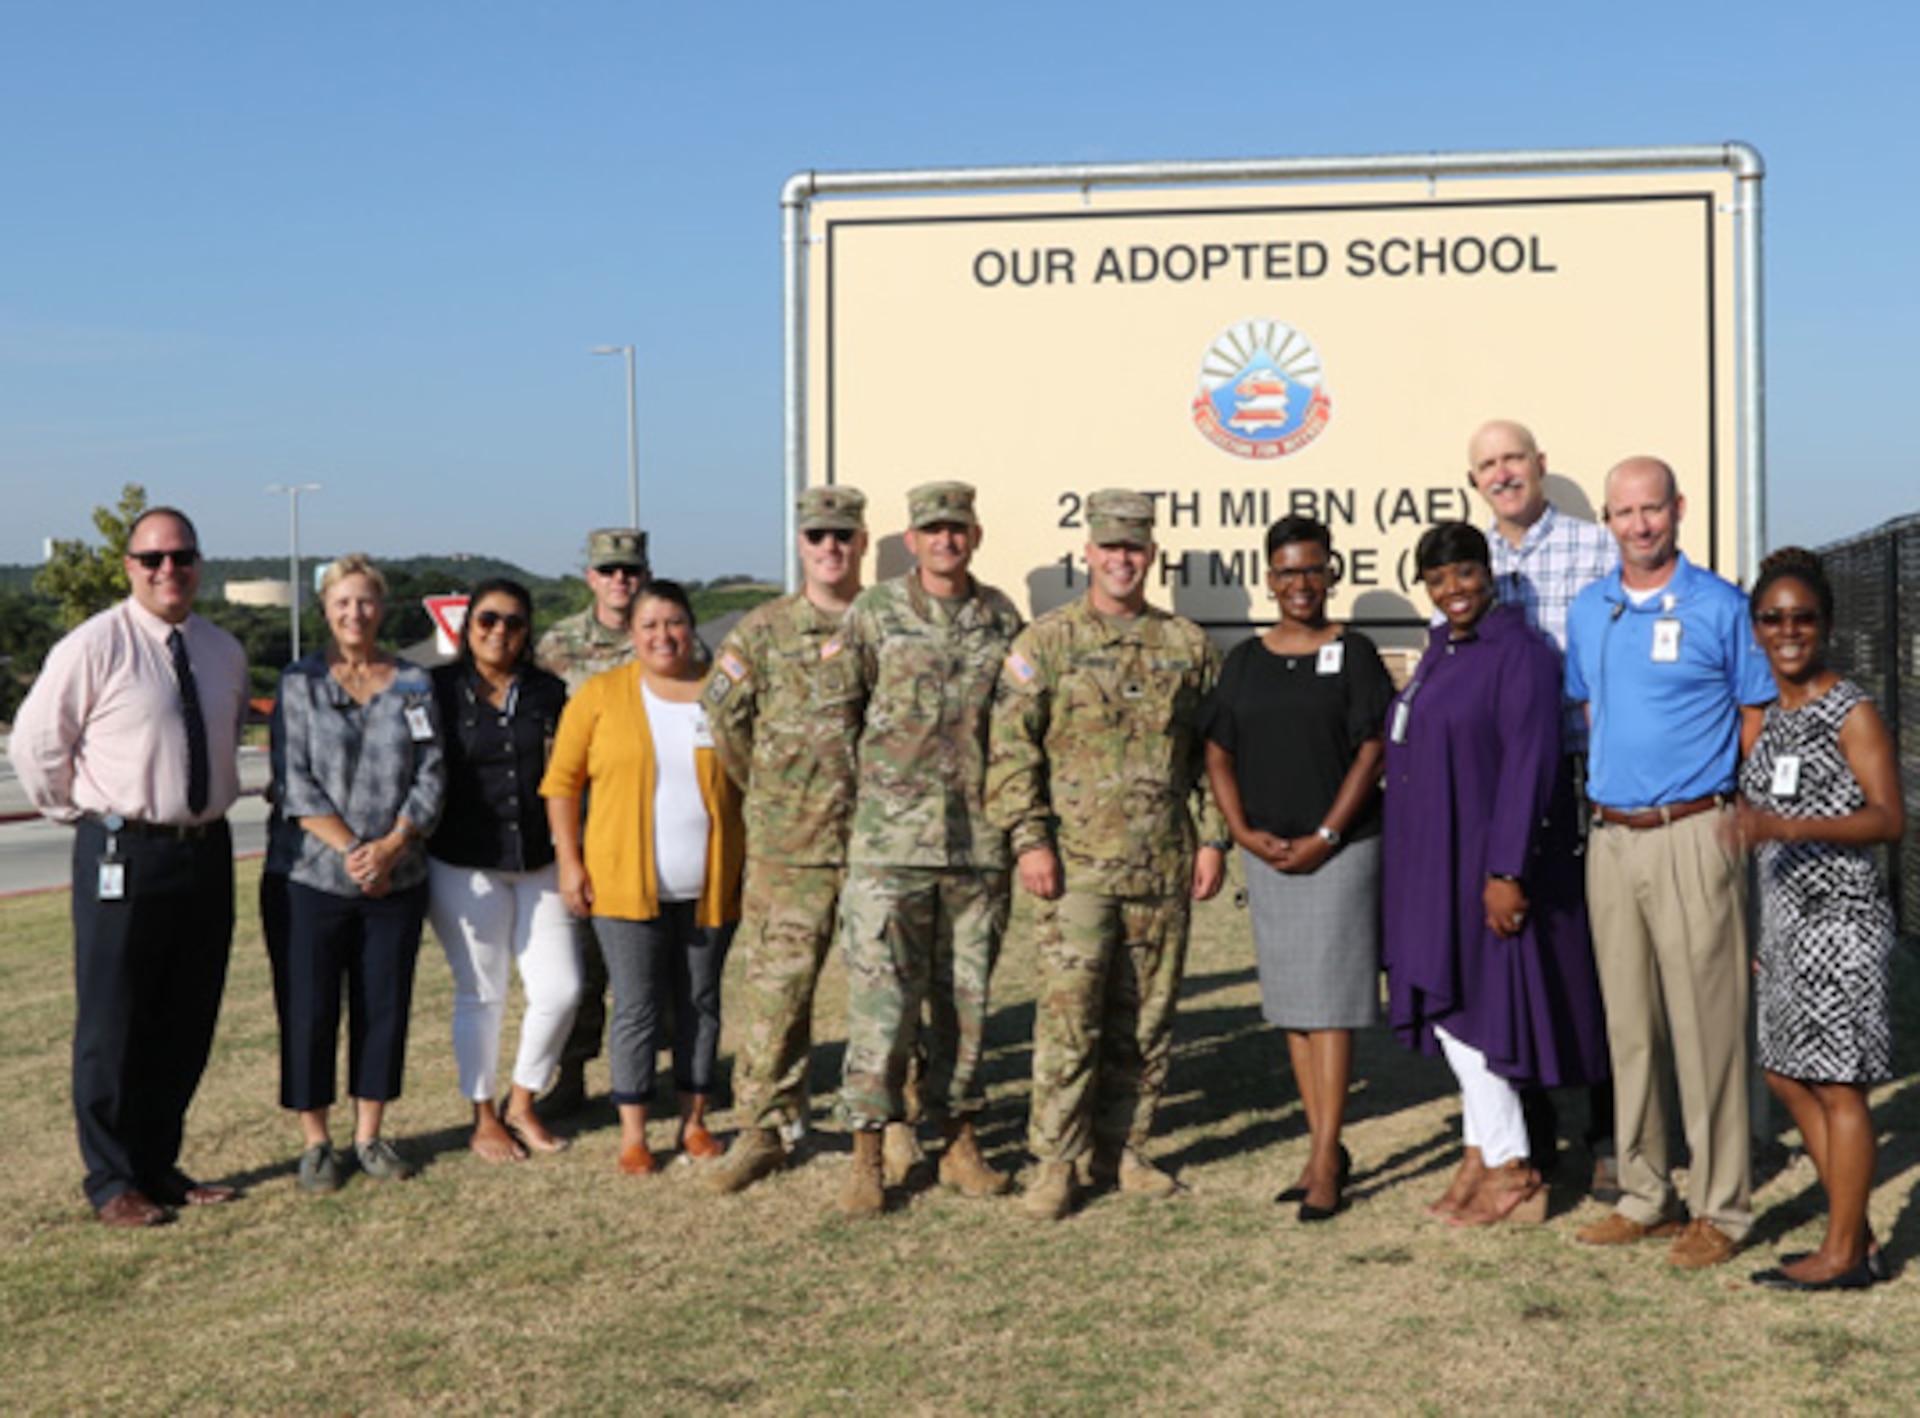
left=168, top=627, right=210, bottom=816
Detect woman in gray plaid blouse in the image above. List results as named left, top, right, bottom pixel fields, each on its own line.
left=274, top=554, right=445, bottom=1193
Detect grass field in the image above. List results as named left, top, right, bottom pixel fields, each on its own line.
left=2, top=862, right=1916, bottom=1414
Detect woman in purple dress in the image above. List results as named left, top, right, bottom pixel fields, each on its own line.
left=1382, top=523, right=1610, bottom=1226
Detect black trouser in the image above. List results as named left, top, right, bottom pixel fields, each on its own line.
left=70, top=818, right=234, bottom=1209
left=281, top=880, right=427, bottom=1110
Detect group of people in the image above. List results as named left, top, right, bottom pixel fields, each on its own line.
left=9, top=424, right=1901, bottom=1294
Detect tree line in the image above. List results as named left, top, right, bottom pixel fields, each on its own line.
left=0, top=485, right=777, bottom=721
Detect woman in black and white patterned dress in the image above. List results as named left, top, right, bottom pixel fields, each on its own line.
left=1734, top=548, right=1903, bottom=1293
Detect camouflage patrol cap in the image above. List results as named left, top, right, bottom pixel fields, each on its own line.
left=907, top=481, right=979, bottom=530
left=1085, top=489, right=1155, bottom=547
left=797, top=485, right=868, bottom=533
left=586, top=527, right=649, bottom=573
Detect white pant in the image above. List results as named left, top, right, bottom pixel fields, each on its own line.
left=428, top=858, right=580, bottom=1101
left=1435, top=1024, right=1528, bottom=1167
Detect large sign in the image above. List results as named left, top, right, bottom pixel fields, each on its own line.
left=798, top=159, right=1754, bottom=645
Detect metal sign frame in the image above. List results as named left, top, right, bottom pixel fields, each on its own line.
left=780, top=144, right=1764, bottom=593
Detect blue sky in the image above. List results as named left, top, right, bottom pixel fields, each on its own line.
left=3, top=2, right=1914, bottom=579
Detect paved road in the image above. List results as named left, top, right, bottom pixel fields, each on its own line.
left=0, top=740, right=273, bottom=897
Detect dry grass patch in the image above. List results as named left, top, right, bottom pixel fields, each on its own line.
left=2, top=863, right=1917, bottom=1413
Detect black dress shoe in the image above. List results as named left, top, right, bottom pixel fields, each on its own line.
left=1750, top=1259, right=1877, bottom=1292
left=149, top=1173, right=241, bottom=1207
left=1275, top=1144, right=1351, bottom=1206
left=1297, top=1194, right=1347, bottom=1224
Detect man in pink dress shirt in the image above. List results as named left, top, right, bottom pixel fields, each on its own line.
left=11, top=508, right=250, bottom=1227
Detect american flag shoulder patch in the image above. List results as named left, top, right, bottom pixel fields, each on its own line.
left=1006, top=651, right=1036, bottom=684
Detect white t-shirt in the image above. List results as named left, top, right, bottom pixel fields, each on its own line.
left=643, top=683, right=713, bottom=904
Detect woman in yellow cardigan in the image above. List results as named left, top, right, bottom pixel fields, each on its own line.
left=542, top=581, right=745, bottom=1175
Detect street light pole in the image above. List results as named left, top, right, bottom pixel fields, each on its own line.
left=590, top=344, right=639, bottom=527
left=265, top=483, right=322, bottom=662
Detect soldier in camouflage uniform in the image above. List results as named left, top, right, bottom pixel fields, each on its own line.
left=836, top=481, right=1023, bottom=1217
left=702, top=487, right=869, bottom=1194
left=534, top=527, right=648, bottom=1115
left=986, top=490, right=1227, bottom=1221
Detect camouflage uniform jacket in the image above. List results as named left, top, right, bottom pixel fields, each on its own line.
left=703, top=591, right=859, bottom=868
left=535, top=607, right=635, bottom=694
left=987, top=595, right=1227, bottom=898
left=843, top=572, right=1023, bottom=871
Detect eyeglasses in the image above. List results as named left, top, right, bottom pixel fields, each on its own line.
left=1270, top=564, right=1331, bottom=584
left=473, top=610, right=528, bottom=633
left=592, top=564, right=646, bottom=580
left=128, top=548, right=200, bottom=570
left=804, top=528, right=856, bottom=545
left=1756, top=609, right=1821, bottom=629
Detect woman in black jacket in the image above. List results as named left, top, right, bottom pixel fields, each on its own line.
left=426, top=578, right=577, bottom=1161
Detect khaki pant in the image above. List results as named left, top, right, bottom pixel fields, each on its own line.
left=1585, top=807, right=1750, bottom=1237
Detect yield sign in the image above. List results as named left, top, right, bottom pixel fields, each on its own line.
left=423, top=594, right=470, bottom=657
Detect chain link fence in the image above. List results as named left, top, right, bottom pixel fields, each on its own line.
left=1818, top=516, right=1920, bottom=935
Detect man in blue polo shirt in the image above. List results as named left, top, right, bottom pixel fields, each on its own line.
left=1564, top=456, right=1773, bottom=1269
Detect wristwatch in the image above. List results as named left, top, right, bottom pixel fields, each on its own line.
left=1316, top=825, right=1341, bottom=847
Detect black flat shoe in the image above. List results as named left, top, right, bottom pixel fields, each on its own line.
left=1779, top=1249, right=1889, bottom=1283
left=1750, top=1259, right=1877, bottom=1292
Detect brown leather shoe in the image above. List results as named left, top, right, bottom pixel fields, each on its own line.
left=1575, top=1211, right=1685, bottom=1246
left=618, top=1142, right=659, bottom=1177
left=97, top=1190, right=173, bottom=1228
left=1668, top=1217, right=1741, bottom=1269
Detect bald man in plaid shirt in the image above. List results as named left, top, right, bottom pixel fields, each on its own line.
left=1465, top=418, right=1619, bottom=1199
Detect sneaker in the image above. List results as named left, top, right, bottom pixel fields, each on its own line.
left=298, top=1143, right=342, bottom=1194
left=355, top=1137, right=418, bottom=1182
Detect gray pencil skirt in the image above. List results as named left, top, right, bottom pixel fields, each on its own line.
left=1241, top=836, right=1382, bottom=1030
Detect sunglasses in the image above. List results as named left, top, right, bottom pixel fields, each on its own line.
left=128, top=548, right=201, bottom=570
left=592, top=563, right=646, bottom=579
left=1755, top=609, right=1820, bottom=629
left=804, top=528, right=856, bottom=545
left=473, top=610, right=528, bottom=633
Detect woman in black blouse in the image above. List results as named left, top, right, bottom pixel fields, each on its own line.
left=1205, top=516, right=1394, bottom=1222
left=426, top=579, right=577, bottom=1161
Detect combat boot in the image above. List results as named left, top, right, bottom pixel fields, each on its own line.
left=882, top=1121, right=925, bottom=1187
left=938, top=1119, right=1012, bottom=1197
left=839, top=1128, right=885, bottom=1217
left=1021, top=1161, right=1077, bottom=1221
left=704, top=1126, right=785, bottom=1195
left=1117, top=1147, right=1183, bottom=1198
